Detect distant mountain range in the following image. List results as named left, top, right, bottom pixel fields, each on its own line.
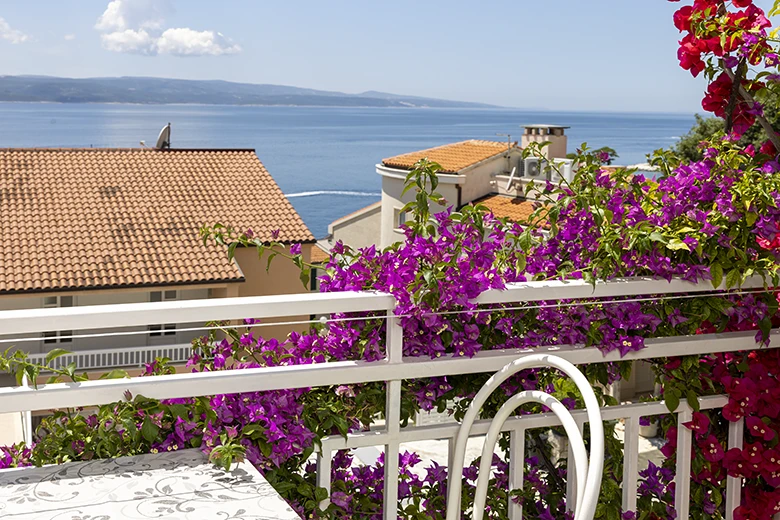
left=0, top=75, right=497, bottom=108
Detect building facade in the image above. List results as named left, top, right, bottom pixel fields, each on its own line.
left=0, top=148, right=315, bottom=363
left=319, top=125, right=572, bottom=251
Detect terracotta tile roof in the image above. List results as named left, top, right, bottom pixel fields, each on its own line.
left=310, top=244, right=331, bottom=265
left=0, top=148, right=314, bottom=294
left=470, top=194, right=549, bottom=228
left=382, top=140, right=514, bottom=174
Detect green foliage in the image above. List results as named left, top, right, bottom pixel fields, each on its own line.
left=671, top=105, right=780, bottom=162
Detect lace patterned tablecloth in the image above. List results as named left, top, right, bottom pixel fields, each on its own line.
left=0, top=449, right=301, bottom=519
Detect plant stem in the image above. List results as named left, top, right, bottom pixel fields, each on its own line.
left=722, top=66, right=780, bottom=151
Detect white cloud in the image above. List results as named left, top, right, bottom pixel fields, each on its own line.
left=156, top=28, right=240, bottom=56
left=0, top=17, right=29, bottom=44
left=64, top=34, right=76, bottom=41
left=95, top=0, right=170, bottom=32
left=95, top=0, right=239, bottom=57
left=100, top=29, right=155, bottom=55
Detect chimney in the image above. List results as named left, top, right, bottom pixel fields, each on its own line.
left=520, top=124, right=569, bottom=160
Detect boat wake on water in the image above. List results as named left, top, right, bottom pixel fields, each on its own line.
left=285, top=190, right=380, bottom=198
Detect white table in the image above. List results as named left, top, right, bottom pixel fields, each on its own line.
left=0, top=449, right=301, bottom=519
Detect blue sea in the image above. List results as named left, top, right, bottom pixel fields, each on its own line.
left=0, top=103, right=695, bottom=237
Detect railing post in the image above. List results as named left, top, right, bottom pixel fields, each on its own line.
left=725, top=417, right=744, bottom=520
left=383, top=310, right=403, bottom=520
left=509, top=428, right=525, bottom=520
left=20, top=374, right=33, bottom=447
left=621, top=415, right=640, bottom=515
left=316, top=440, right=333, bottom=511
left=565, top=419, right=585, bottom=513
left=674, top=404, right=693, bottom=520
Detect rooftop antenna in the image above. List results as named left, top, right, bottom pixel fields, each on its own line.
left=496, top=133, right=512, bottom=151
left=155, top=123, right=171, bottom=150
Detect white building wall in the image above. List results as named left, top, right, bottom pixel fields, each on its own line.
left=376, top=154, right=521, bottom=248
left=379, top=171, right=461, bottom=249
left=330, top=204, right=382, bottom=250
left=459, top=155, right=519, bottom=204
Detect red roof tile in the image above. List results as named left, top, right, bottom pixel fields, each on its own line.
left=382, top=140, right=513, bottom=174
left=0, top=148, right=314, bottom=294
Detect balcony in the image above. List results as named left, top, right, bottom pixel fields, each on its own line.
left=0, top=276, right=775, bottom=519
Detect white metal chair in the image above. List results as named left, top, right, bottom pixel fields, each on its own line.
left=446, top=354, right=605, bottom=520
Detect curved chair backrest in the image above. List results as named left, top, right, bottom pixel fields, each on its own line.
left=445, top=354, right=604, bottom=520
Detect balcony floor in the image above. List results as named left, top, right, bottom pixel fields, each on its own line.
left=0, top=448, right=300, bottom=519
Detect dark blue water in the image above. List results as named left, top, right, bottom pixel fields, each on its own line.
left=0, top=103, right=695, bottom=237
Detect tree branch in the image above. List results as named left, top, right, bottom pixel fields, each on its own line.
left=723, top=66, right=780, bottom=151
left=724, top=59, right=745, bottom=134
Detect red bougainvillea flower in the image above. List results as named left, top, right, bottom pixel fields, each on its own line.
left=678, top=34, right=707, bottom=76
left=760, top=139, right=778, bottom=155
left=660, top=425, right=678, bottom=458
left=725, top=447, right=756, bottom=479
left=673, top=5, right=693, bottom=31
left=722, top=377, right=759, bottom=420
left=744, top=441, right=765, bottom=468
left=699, top=434, right=725, bottom=462
left=747, top=416, right=776, bottom=441
left=683, top=411, right=710, bottom=437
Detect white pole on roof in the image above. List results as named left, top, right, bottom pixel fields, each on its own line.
left=505, top=166, right=517, bottom=191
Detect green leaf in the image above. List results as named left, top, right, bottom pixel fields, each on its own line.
left=665, top=391, right=680, bottom=413
left=141, top=417, right=160, bottom=443
left=666, top=238, right=690, bottom=251
left=686, top=390, right=700, bottom=412
left=242, top=424, right=263, bottom=436
left=265, top=252, right=278, bottom=272
left=98, top=369, right=129, bottom=380
left=710, top=262, right=723, bottom=289
left=168, top=404, right=190, bottom=420
left=314, top=487, right=329, bottom=503
left=649, top=231, right=667, bottom=244
left=299, top=270, right=310, bottom=288
left=725, top=268, right=742, bottom=289
left=64, top=362, right=77, bottom=379
left=759, top=317, right=772, bottom=341
left=227, top=241, right=239, bottom=261
left=45, top=348, right=71, bottom=364
left=258, top=440, right=272, bottom=458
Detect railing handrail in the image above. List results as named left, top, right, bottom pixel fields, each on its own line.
left=0, top=327, right=774, bottom=414
left=0, top=275, right=770, bottom=336
left=475, top=275, right=769, bottom=304
left=0, top=290, right=395, bottom=337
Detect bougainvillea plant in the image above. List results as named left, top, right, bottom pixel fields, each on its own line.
left=2, top=1, right=780, bottom=519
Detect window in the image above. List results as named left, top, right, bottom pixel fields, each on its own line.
left=149, top=291, right=177, bottom=337
left=42, top=296, right=73, bottom=344
left=394, top=208, right=411, bottom=231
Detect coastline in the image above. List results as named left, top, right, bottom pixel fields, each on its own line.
left=0, top=101, right=697, bottom=116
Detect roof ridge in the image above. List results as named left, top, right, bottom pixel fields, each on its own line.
left=381, top=139, right=509, bottom=162
left=382, top=139, right=518, bottom=174
left=0, top=147, right=257, bottom=152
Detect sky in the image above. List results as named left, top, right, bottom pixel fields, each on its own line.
left=0, top=0, right=775, bottom=113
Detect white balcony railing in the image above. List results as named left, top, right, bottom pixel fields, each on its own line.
left=0, top=277, right=775, bottom=520
left=27, top=343, right=195, bottom=372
